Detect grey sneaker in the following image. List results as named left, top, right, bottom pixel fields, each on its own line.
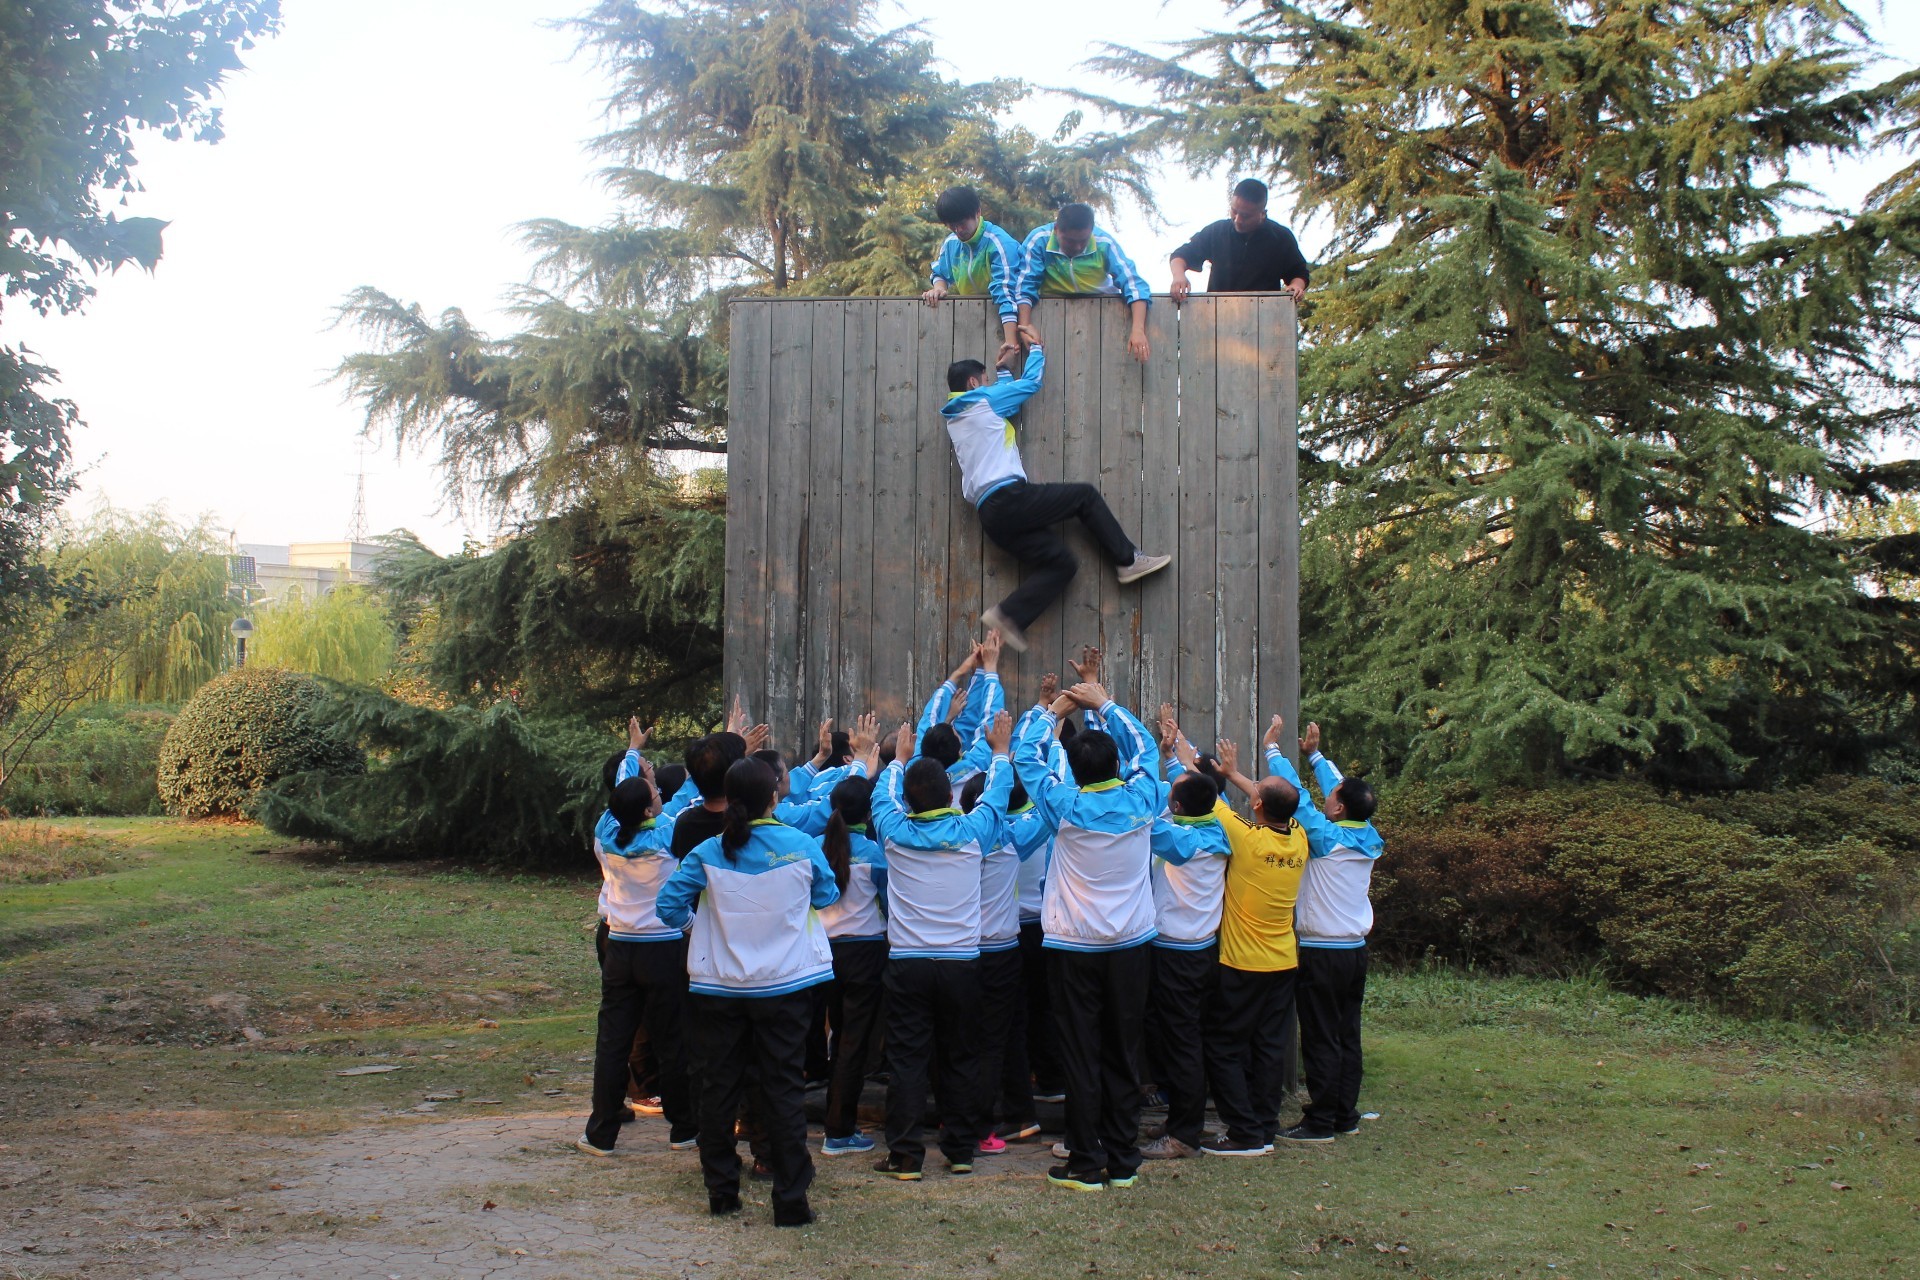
left=1115, top=551, right=1172, bottom=585
left=981, top=606, right=1029, bottom=652
left=1138, top=1134, right=1198, bottom=1159
left=1050, top=1140, right=1072, bottom=1160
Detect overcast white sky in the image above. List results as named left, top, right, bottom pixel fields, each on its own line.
left=13, top=0, right=1920, bottom=554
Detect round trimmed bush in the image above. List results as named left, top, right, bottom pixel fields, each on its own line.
left=157, top=667, right=363, bottom=819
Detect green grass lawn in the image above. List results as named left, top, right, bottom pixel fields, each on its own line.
left=2, top=818, right=1916, bottom=1279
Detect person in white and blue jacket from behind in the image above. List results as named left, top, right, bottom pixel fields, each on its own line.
left=577, top=739, right=697, bottom=1158
left=1265, top=719, right=1384, bottom=1144
left=817, top=717, right=891, bottom=1155
left=1012, top=681, right=1163, bottom=1193
left=657, top=757, right=840, bottom=1227
left=868, top=711, right=1017, bottom=1180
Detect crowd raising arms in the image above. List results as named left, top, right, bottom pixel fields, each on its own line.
left=580, top=629, right=1385, bottom=1225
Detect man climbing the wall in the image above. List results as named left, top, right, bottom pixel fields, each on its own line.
left=941, top=323, right=1171, bottom=652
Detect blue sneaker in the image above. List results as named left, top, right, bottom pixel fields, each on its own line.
left=822, top=1132, right=876, bottom=1155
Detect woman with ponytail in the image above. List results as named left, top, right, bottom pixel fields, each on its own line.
left=658, top=752, right=841, bottom=1228
left=814, top=716, right=889, bottom=1154
left=577, top=720, right=698, bottom=1160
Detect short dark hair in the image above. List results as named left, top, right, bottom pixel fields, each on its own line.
left=935, top=185, right=981, bottom=225
left=751, top=748, right=787, bottom=778
left=920, top=722, right=963, bottom=768
left=685, top=735, right=733, bottom=801
left=654, top=762, right=688, bottom=801
left=1257, top=776, right=1300, bottom=826
left=1058, top=717, right=1079, bottom=743
left=1335, top=776, right=1377, bottom=822
left=1192, top=752, right=1229, bottom=793
left=1056, top=202, right=1095, bottom=233
left=1064, top=729, right=1119, bottom=787
left=712, top=731, right=748, bottom=764
left=827, top=729, right=852, bottom=768
left=959, top=771, right=987, bottom=813
left=904, top=758, right=954, bottom=814
left=601, top=749, right=629, bottom=796
left=1169, top=772, right=1218, bottom=817
left=948, top=358, right=987, bottom=393
left=1232, top=177, right=1269, bottom=207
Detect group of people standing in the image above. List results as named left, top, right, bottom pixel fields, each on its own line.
left=580, top=635, right=1384, bottom=1228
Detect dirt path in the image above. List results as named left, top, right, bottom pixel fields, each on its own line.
left=3, top=1108, right=732, bottom=1279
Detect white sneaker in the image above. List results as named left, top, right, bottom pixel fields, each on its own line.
left=574, top=1136, right=615, bottom=1157
left=981, top=606, right=1029, bottom=652
left=1051, top=1141, right=1072, bottom=1160
left=1116, top=552, right=1172, bottom=585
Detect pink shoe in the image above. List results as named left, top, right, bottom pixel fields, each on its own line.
left=978, top=1133, right=1008, bottom=1155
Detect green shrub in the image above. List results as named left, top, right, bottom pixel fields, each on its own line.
left=2, top=704, right=175, bottom=816
left=1375, top=781, right=1918, bottom=1028
left=254, top=684, right=604, bottom=866
left=157, top=668, right=363, bottom=818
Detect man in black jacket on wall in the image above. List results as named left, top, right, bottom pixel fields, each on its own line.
left=1169, top=179, right=1310, bottom=303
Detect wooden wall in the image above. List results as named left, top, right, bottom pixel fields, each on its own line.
left=724, top=293, right=1299, bottom=757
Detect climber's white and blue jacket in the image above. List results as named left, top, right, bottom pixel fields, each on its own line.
left=930, top=218, right=1023, bottom=322
left=817, top=823, right=890, bottom=943
left=656, top=820, right=840, bottom=997
left=871, top=752, right=1015, bottom=959
left=1146, top=756, right=1232, bottom=950
left=592, top=802, right=683, bottom=943
left=1015, top=223, right=1151, bottom=306
left=1012, top=699, right=1161, bottom=952
left=980, top=809, right=1049, bottom=951
left=1265, top=746, right=1385, bottom=950
left=940, top=345, right=1047, bottom=507
left=913, top=670, right=1005, bottom=793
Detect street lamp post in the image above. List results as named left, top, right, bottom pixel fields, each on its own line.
left=230, top=616, right=254, bottom=669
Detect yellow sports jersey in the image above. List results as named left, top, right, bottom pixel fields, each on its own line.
left=1213, top=797, right=1309, bottom=973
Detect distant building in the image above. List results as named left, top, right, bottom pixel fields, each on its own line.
left=231, top=541, right=385, bottom=606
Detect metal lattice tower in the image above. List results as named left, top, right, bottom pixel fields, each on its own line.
left=346, top=464, right=369, bottom=542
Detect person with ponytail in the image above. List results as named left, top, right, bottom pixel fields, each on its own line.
left=657, top=754, right=841, bottom=1227
left=813, top=715, right=890, bottom=1154
left=577, top=719, right=698, bottom=1159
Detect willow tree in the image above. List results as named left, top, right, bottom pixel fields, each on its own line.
left=1096, top=0, right=1920, bottom=785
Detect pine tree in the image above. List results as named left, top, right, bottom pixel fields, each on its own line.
left=1095, top=0, right=1920, bottom=785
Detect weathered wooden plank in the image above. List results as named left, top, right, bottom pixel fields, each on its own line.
left=868, top=299, right=920, bottom=724
left=974, top=304, right=1021, bottom=692
left=1135, top=297, right=1181, bottom=725
left=763, top=301, right=815, bottom=739
left=1055, top=298, right=1104, bottom=687
left=1095, top=298, right=1145, bottom=711
left=1258, top=294, right=1302, bottom=769
left=724, top=302, right=773, bottom=729
left=912, top=301, right=955, bottom=710
left=838, top=299, right=878, bottom=720
left=1214, top=294, right=1262, bottom=755
left=1016, top=301, right=1067, bottom=694
left=1176, top=297, right=1219, bottom=746
left=803, top=301, right=846, bottom=743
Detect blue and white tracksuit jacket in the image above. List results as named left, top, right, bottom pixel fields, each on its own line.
left=931, top=218, right=1023, bottom=322
left=656, top=821, right=840, bottom=997
left=1012, top=700, right=1161, bottom=952
left=817, top=824, right=890, bottom=942
left=914, top=671, right=1006, bottom=796
left=592, top=807, right=683, bottom=943
left=1265, top=747, right=1385, bottom=949
left=939, top=347, right=1046, bottom=508
left=1015, top=224, right=1151, bottom=306
left=871, top=753, right=1015, bottom=959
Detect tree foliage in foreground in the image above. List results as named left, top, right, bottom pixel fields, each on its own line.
left=1096, top=0, right=1920, bottom=785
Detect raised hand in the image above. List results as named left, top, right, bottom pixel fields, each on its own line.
left=985, top=710, right=1014, bottom=755
left=1215, top=738, right=1241, bottom=779
left=949, top=684, right=970, bottom=723
left=1068, top=645, right=1103, bottom=684
left=851, top=713, right=881, bottom=776
left=726, top=694, right=749, bottom=736
left=995, top=339, right=1021, bottom=368
left=1262, top=713, right=1285, bottom=751
left=1038, top=671, right=1059, bottom=707
left=813, top=718, right=835, bottom=765
left=1068, top=681, right=1108, bottom=710
left=979, top=629, right=1003, bottom=673
left=1048, top=692, right=1080, bottom=718
left=627, top=716, right=647, bottom=751
left=1016, top=322, right=1042, bottom=348
left=744, top=722, right=771, bottom=754
left=1300, top=721, right=1321, bottom=756
left=922, top=280, right=947, bottom=307
left=894, top=722, right=916, bottom=764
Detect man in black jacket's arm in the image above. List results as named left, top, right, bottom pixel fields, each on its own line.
left=1169, top=179, right=1310, bottom=304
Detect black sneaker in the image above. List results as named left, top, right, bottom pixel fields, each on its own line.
left=709, top=1193, right=742, bottom=1216
left=1276, top=1124, right=1335, bottom=1145
left=1046, top=1164, right=1106, bottom=1192
left=1200, top=1135, right=1270, bottom=1157
left=872, top=1155, right=923, bottom=1181
left=773, top=1206, right=817, bottom=1228
left=1335, top=1122, right=1361, bottom=1136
